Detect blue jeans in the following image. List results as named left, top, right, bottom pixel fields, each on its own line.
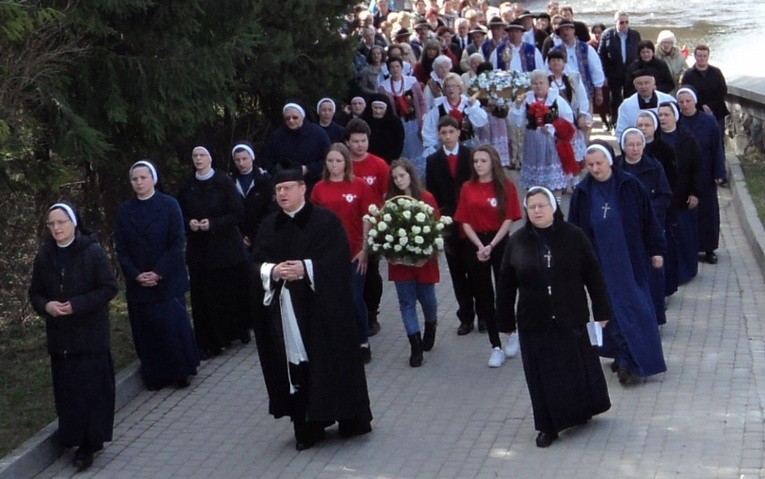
left=394, top=280, right=437, bottom=336
left=352, top=260, right=369, bottom=343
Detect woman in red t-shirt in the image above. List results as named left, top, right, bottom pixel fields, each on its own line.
left=386, top=158, right=441, bottom=368
left=310, top=143, right=376, bottom=363
left=454, top=144, right=522, bottom=368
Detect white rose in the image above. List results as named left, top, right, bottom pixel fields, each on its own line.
left=434, top=237, right=445, bottom=249
left=422, top=226, right=431, bottom=234
left=435, top=223, right=444, bottom=231
left=383, top=214, right=392, bottom=222
left=397, top=198, right=406, bottom=206
left=399, top=236, right=408, bottom=245
left=368, top=204, right=379, bottom=215
left=442, top=216, right=453, bottom=225
left=402, top=210, right=412, bottom=220
left=423, top=246, right=433, bottom=255
left=414, top=236, right=424, bottom=245
left=372, top=244, right=380, bottom=252
left=369, top=229, right=378, bottom=238
left=413, top=247, right=422, bottom=254
left=415, top=212, right=427, bottom=223
left=385, top=234, right=394, bottom=243
left=383, top=243, right=391, bottom=249
left=398, top=228, right=407, bottom=237
left=394, top=244, right=403, bottom=252
left=367, top=216, right=377, bottom=224
left=411, top=225, right=421, bottom=235
left=378, top=222, right=387, bottom=231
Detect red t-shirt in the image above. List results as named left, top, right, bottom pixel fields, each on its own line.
left=454, top=179, right=522, bottom=233
left=352, top=153, right=390, bottom=204
left=310, top=178, right=376, bottom=256
left=387, top=191, right=441, bottom=284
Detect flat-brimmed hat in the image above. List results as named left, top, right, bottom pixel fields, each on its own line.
left=488, top=16, right=507, bottom=29
left=469, top=26, right=488, bottom=36
left=505, top=19, right=525, bottom=31
left=518, top=10, right=536, bottom=20
left=395, top=27, right=412, bottom=39
left=554, top=20, right=576, bottom=34
left=414, top=20, right=430, bottom=31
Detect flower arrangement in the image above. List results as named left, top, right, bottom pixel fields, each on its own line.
left=364, top=196, right=453, bottom=266
left=528, top=101, right=551, bottom=127
left=469, top=70, right=531, bottom=107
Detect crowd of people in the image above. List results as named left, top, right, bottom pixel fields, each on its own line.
left=27, top=0, right=732, bottom=471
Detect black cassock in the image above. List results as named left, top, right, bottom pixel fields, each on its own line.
left=252, top=202, right=372, bottom=425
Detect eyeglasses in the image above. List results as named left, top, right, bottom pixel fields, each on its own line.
left=618, top=20, right=629, bottom=25
left=46, top=219, right=71, bottom=228
left=526, top=203, right=551, bottom=211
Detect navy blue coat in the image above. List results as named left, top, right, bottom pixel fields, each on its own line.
left=230, top=167, right=275, bottom=245
left=29, top=232, right=118, bottom=355
left=617, top=154, right=673, bottom=225
left=261, top=122, right=331, bottom=185
left=114, top=192, right=190, bottom=303
left=569, top=167, right=666, bottom=288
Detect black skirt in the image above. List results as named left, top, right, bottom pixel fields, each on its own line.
left=127, top=296, right=200, bottom=388
left=519, top=325, right=611, bottom=434
left=50, top=351, right=115, bottom=449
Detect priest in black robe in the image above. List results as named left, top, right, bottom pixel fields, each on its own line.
left=252, top=163, right=373, bottom=451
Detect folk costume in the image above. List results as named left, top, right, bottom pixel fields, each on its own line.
left=379, top=75, right=427, bottom=170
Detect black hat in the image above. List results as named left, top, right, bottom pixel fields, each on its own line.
left=273, top=160, right=304, bottom=185
left=537, top=13, right=551, bottom=21
left=414, top=20, right=430, bottom=31
left=555, top=20, right=575, bottom=34
left=488, top=16, right=507, bottom=29
left=505, top=19, right=524, bottom=31
left=395, top=27, right=411, bottom=39
left=632, top=68, right=655, bottom=79
left=518, top=10, right=536, bottom=20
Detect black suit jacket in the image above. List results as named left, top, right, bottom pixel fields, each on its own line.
left=425, top=146, right=473, bottom=217
left=598, top=27, right=641, bottom=82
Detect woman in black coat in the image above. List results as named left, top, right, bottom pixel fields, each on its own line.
left=178, top=146, right=251, bottom=359
left=29, top=203, right=118, bottom=471
left=624, top=41, right=675, bottom=98
left=361, top=93, right=405, bottom=163
left=495, top=187, right=613, bottom=448
left=115, top=161, right=200, bottom=390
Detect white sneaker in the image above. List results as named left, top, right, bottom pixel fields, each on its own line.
left=504, top=332, right=520, bottom=358
left=488, top=347, right=506, bottom=368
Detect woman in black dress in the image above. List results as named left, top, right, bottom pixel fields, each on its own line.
left=115, top=161, right=200, bottom=389
left=495, top=187, right=612, bottom=448
left=178, top=146, right=251, bottom=359
left=29, top=202, right=118, bottom=470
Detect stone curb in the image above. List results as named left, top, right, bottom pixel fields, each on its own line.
left=0, top=361, right=143, bottom=479
left=727, top=152, right=765, bottom=280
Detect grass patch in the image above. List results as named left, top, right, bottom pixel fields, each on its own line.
left=739, top=151, right=765, bottom=225
left=0, top=293, right=136, bottom=458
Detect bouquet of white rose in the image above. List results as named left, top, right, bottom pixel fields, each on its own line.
left=469, top=70, right=531, bottom=107
left=363, top=195, right=453, bottom=267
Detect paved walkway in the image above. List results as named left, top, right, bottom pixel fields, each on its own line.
left=34, top=185, right=765, bottom=478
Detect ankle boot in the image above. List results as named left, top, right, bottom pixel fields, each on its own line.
left=422, top=322, right=437, bottom=351
left=407, top=333, right=424, bottom=367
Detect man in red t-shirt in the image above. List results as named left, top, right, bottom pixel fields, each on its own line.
left=346, top=119, right=390, bottom=336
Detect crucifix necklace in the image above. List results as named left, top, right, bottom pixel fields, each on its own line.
left=601, top=203, right=610, bottom=219
left=543, top=248, right=552, bottom=268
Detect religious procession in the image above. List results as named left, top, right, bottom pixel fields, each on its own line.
left=26, top=0, right=730, bottom=472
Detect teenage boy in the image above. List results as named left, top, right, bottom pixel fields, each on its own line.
left=346, top=119, right=390, bottom=336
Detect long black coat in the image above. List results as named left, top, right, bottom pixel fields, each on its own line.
left=177, top=170, right=246, bottom=270
left=681, top=65, right=730, bottom=121
left=252, top=202, right=372, bottom=422
left=495, top=218, right=613, bottom=333
left=666, top=127, right=704, bottom=211
left=29, top=232, right=118, bottom=355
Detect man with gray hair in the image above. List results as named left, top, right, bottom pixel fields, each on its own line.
left=597, top=11, right=642, bottom=126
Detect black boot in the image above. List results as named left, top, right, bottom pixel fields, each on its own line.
left=408, top=333, right=424, bottom=367
left=422, top=322, right=437, bottom=351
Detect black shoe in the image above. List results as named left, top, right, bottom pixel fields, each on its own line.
left=360, top=345, right=372, bottom=364
left=73, top=448, right=94, bottom=471
left=176, top=377, right=191, bottom=388
left=408, top=333, right=424, bottom=367
left=705, top=251, right=718, bottom=264
left=338, top=418, right=372, bottom=438
left=199, top=347, right=222, bottom=361
left=457, top=323, right=474, bottom=336
left=294, top=423, right=326, bottom=451
left=617, top=367, right=634, bottom=385
left=610, top=361, right=619, bottom=373
left=535, top=431, right=558, bottom=448
left=422, top=322, right=437, bottom=351
left=368, top=321, right=381, bottom=337
left=477, top=320, right=487, bottom=333
left=240, top=331, right=252, bottom=344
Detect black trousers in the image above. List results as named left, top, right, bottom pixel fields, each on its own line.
left=463, top=232, right=506, bottom=348
left=608, top=77, right=626, bottom=123
left=444, top=228, right=475, bottom=325
left=363, top=256, right=383, bottom=323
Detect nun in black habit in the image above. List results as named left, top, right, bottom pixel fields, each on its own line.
left=252, top=162, right=373, bottom=451
left=495, top=187, right=612, bottom=448
left=361, top=93, right=404, bottom=164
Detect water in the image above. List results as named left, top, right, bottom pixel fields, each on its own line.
left=526, top=0, right=765, bottom=77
